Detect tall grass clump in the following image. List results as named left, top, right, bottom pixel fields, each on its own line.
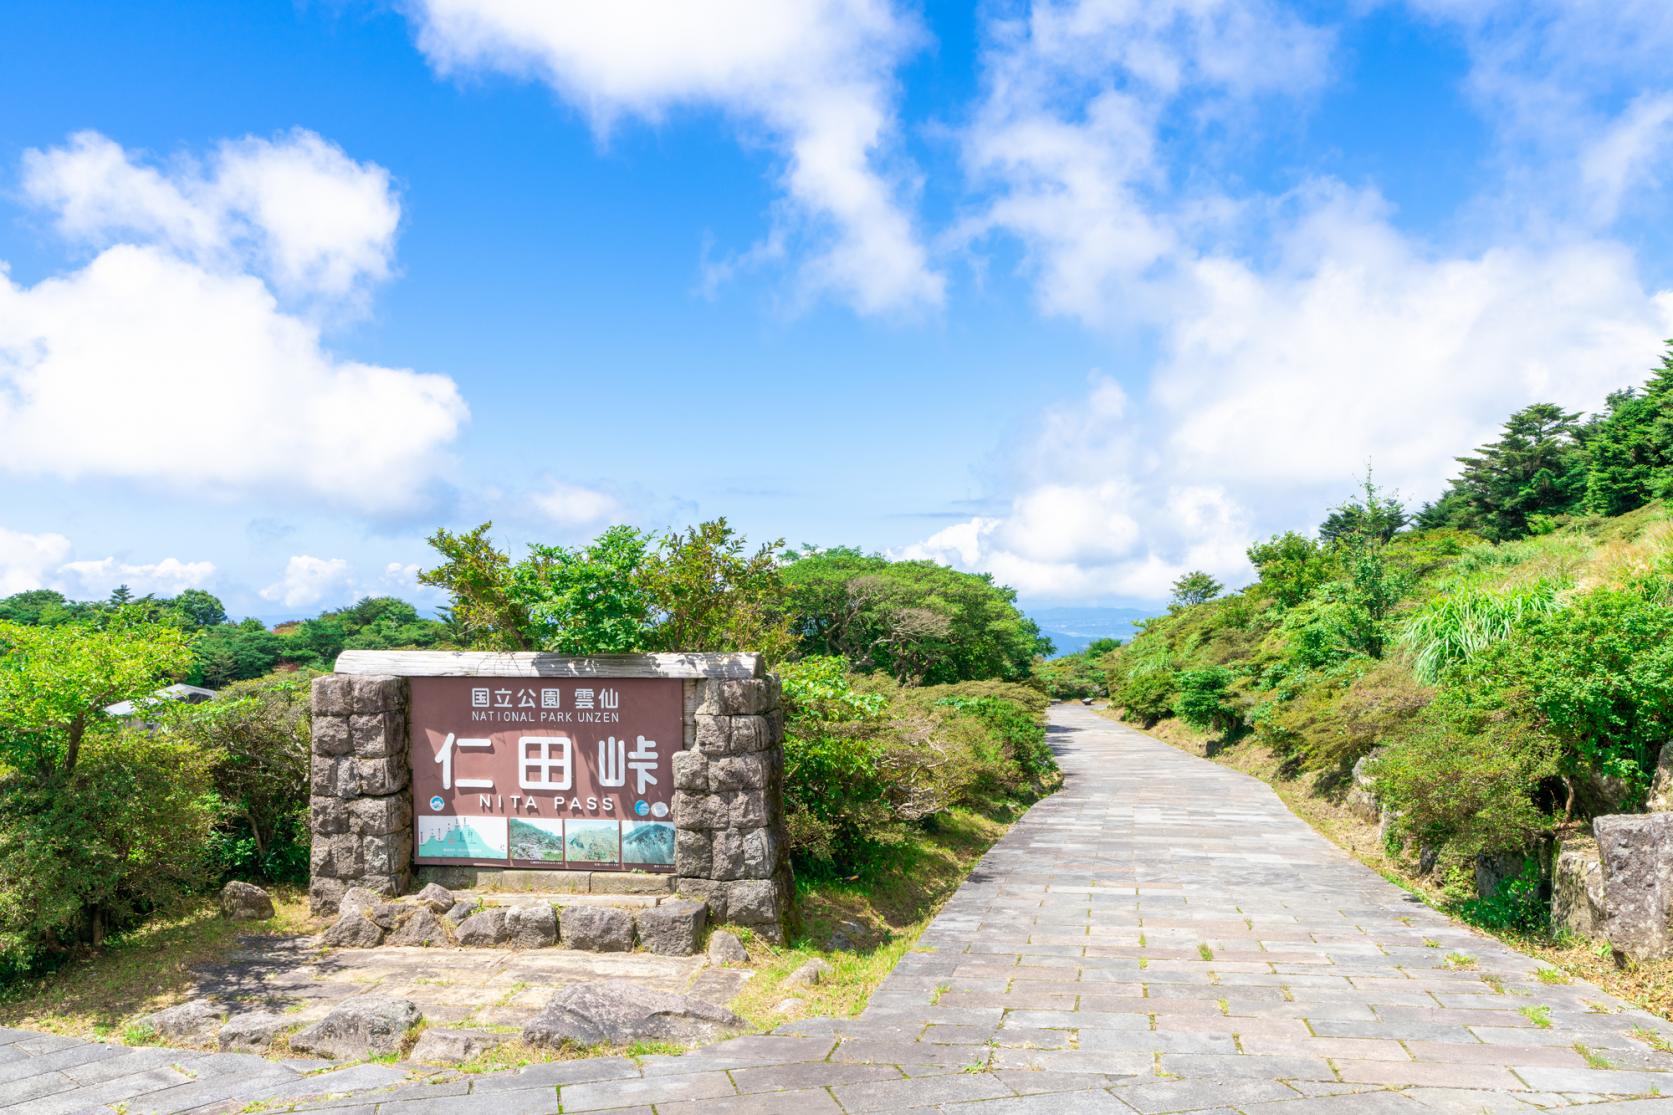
left=1399, top=580, right=1566, bottom=684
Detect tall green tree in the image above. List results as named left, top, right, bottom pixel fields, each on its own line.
left=1583, top=347, right=1673, bottom=516
left=1432, top=403, right=1585, bottom=540
left=1170, top=571, right=1223, bottom=608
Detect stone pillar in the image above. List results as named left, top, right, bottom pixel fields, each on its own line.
left=308, top=674, right=414, bottom=916
left=671, top=676, right=794, bottom=943
left=1594, top=812, right=1673, bottom=962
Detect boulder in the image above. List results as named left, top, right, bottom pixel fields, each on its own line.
left=322, top=910, right=385, bottom=948
left=290, top=997, right=421, bottom=1060
left=454, top=908, right=510, bottom=947
left=1552, top=837, right=1607, bottom=939
left=782, top=958, right=831, bottom=990
left=338, top=887, right=382, bottom=918
left=444, top=901, right=476, bottom=928
left=409, top=1027, right=503, bottom=1065
left=1474, top=851, right=1527, bottom=900
left=1345, top=753, right=1382, bottom=823
left=1595, top=813, right=1673, bottom=962
left=1649, top=742, right=1673, bottom=812
left=707, top=929, right=748, bottom=965
left=522, top=982, right=746, bottom=1048
left=133, top=999, right=225, bottom=1046
left=506, top=904, right=558, bottom=948
left=218, top=1011, right=292, bottom=1054
left=220, top=881, right=275, bottom=921
left=416, top=882, right=457, bottom=914
left=386, top=907, right=450, bottom=947
left=636, top=900, right=707, bottom=956
left=562, top=905, right=636, bottom=952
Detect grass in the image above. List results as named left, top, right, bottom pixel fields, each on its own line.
left=728, top=805, right=1016, bottom=1029
left=1574, top=1042, right=1613, bottom=1069
left=1521, top=1005, right=1552, bottom=1028
left=0, top=887, right=312, bottom=1039
left=1444, top=952, right=1477, bottom=971
left=1109, top=708, right=1673, bottom=1025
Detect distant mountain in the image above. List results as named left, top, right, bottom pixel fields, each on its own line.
left=1026, top=606, right=1158, bottom=656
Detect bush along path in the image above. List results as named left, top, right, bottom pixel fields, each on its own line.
left=7, top=705, right=1673, bottom=1113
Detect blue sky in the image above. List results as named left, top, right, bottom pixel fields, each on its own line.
left=2, top=1, right=1671, bottom=621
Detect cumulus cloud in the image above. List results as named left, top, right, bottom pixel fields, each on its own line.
left=531, top=480, right=620, bottom=528
left=405, top=0, right=942, bottom=314
left=910, top=0, right=1673, bottom=604
left=56, top=556, right=216, bottom=598
left=261, top=555, right=352, bottom=609
left=0, top=528, right=73, bottom=596
left=0, top=132, right=467, bottom=513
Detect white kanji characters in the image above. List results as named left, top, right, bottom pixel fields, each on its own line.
left=540, top=688, right=561, bottom=709
left=435, top=733, right=494, bottom=790
left=596, top=735, right=626, bottom=787
left=599, top=687, right=619, bottom=710
left=519, top=735, right=573, bottom=791
left=574, top=688, right=595, bottom=710
left=471, top=687, right=490, bottom=709
left=517, top=687, right=537, bottom=709
left=493, top=687, right=512, bottom=708
left=628, top=735, right=659, bottom=794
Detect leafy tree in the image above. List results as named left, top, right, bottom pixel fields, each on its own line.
left=1582, top=348, right=1673, bottom=516
left=419, top=523, right=533, bottom=649
left=108, top=585, right=133, bottom=607
left=1175, top=666, right=1240, bottom=736
left=1430, top=404, right=1585, bottom=540
left=518, top=526, right=658, bottom=654
left=191, top=620, right=285, bottom=688
left=1247, top=532, right=1329, bottom=608
left=0, top=620, right=192, bottom=777
left=1319, top=472, right=1408, bottom=545
left=641, top=519, right=794, bottom=662
left=171, top=589, right=228, bottom=629
left=0, top=590, right=84, bottom=627
left=1170, top=570, right=1223, bottom=608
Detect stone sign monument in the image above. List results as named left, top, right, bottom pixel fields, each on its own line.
left=309, top=650, right=792, bottom=941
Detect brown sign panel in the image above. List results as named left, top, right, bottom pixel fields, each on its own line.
left=409, top=677, right=683, bottom=872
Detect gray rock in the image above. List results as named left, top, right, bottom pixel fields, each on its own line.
left=522, top=981, right=746, bottom=1049
left=322, top=910, right=385, bottom=948
left=782, top=957, right=831, bottom=989
left=386, top=907, right=449, bottom=947
left=455, top=906, right=515, bottom=946
left=561, top=905, right=635, bottom=951
left=636, top=899, right=707, bottom=956
left=444, top=900, right=476, bottom=928
left=338, top=886, right=382, bottom=918
left=506, top=903, right=558, bottom=948
left=1552, top=837, right=1606, bottom=939
left=1596, top=812, right=1673, bottom=961
left=707, top=929, right=748, bottom=965
left=1474, top=850, right=1528, bottom=900
left=218, top=1011, right=292, bottom=1053
left=133, top=999, right=225, bottom=1046
left=416, top=882, right=456, bottom=913
left=290, top=996, right=421, bottom=1060
left=220, top=880, right=275, bottom=921
left=1649, top=741, right=1673, bottom=812
left=408, top=1026, right=503, bottom=1065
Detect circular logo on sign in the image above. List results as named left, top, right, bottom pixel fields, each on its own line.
left=634, top=800, right=650, bottom=816
left=429, top=795, right=445, bottom=812
left=651, top=800, right=669, bottom=818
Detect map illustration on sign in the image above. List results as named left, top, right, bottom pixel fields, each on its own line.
left=409, top=676, right=683, bottom=871
left=417, top=815, right=507, bottom=859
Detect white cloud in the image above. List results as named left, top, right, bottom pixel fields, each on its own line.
left=530, top=481, right=620, bottom=528
left=261, top=555, right=352, bottom=609
left=22, top=129, right=400, bottom=304
left=405, top=0, right=942, bottom=314
left=0, top=133, right=467, bottom=513
left=56, top=556, right=216, bottom=598
left=0, top=528, right=72, bottom=596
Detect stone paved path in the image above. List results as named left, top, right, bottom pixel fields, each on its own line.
left=7, top=705, right=1673, bottom=1113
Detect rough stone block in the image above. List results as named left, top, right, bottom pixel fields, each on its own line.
left=416, top=882, right=456, bottom=913
left=349, top=794, right=411, bottom=836
left=291, top=997, right=421, bottom=1060
left=133, top=1000, right=225, bottom=1047
left=361, top=832, right=403, bottom=875
left=312, top=674, right=353, bottom=718
left=561, top=904, right=635, bottom=951
left=311, top=833, right=364, bottom=879
left=220, top=880, right=275, bottom=920
left=354, top=754, right=409, bottom=797
left=694, top=714, right=730, bottom=754
left=727, top=878, right=789, bottom=929
left=592, top=872, right=672, bottom=895
left=1596, top=812, right=1673, bottom=961
left=635, top=899, right=707, bottom=956
left=729, top=789, right=769, bottom=828
left=312, top=715, right=353, bottom=757
left=311, top=795, right=349, bottom=835
left=350, top=674, right=405, bottom=714
left=410, top=1027, right=504, bottom=1065
left=506, top=903, right=558, bottom=947
left=309, top=876, right=347, bottom=917
left=673, top=749, right=709, bottom=791
left=672, top=790, right=726, bottom=830
left=322, top=910, right=385, bottom=948
left=386, top=907, right=450, bottom=947
left=1552, top=837, right=1606, bottom=938
left=712, top=752, right=772, bottom=791
left=350, top=711, right=404, bottom=759
left=702, top=678, right=775, bottom=716
left=710, top=831, right=745, bottom=881
left=675, top=878, right=728, bottom=921
left=1650, top=741, right=1673, bottom=812
left=218, top=1011, right=292, bottom=1054
left=311, top=755, right=355, bottom=798
left=523, top=982, right=744, bottom=1048
left=727, top=714, right=775, bottom=754
left=454, top=907, right=510, bottom=947
left=741, top=825, right=780, bottom=879
left=675, top=828, right=712, bottom=877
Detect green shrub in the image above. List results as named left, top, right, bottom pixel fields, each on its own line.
left=1113, top=668, right=1177, bottom=726
left=1399, top=580, right=1564, bottom=685
left=0, top=731, right=215, bottom=977
left=1174, top=667, right=1240, bottom=736
left=932, top=694, right=1054, bottom=789
left=1456, top=858, right=1548, bottom=933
